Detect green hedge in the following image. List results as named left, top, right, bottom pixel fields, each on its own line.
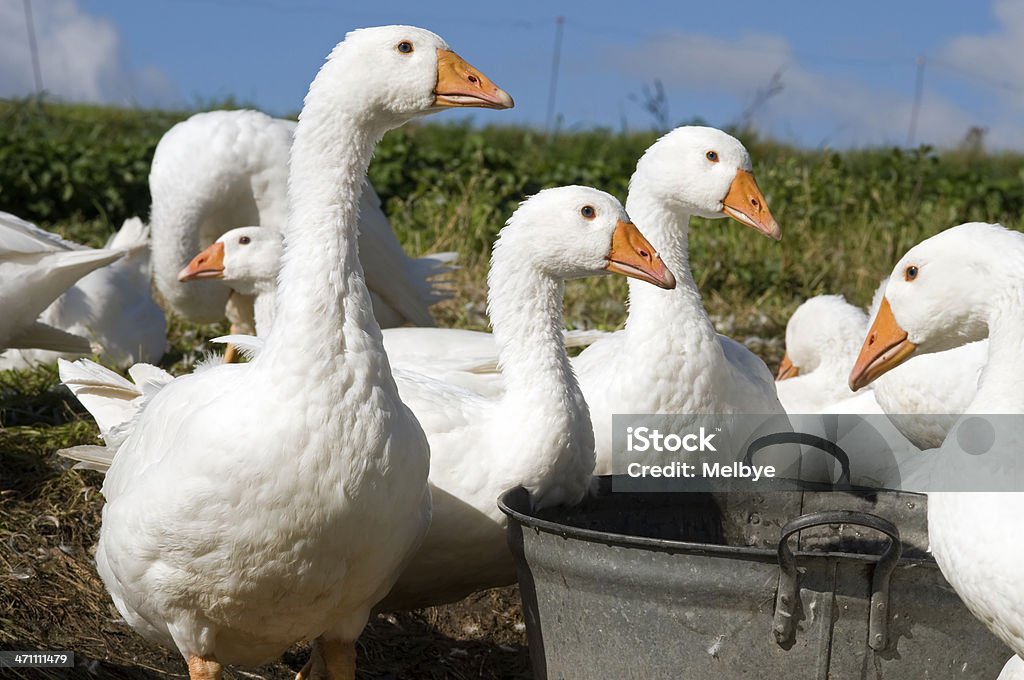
left=2, top=99, right=1022, bottom=312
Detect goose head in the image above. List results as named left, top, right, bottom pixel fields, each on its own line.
left=777, top=295, right=867, bottom=381
left=632, top=126, right=780, bottom=240
left=849, top=222, right=1021, bottom=390
left=178, top=227, right=280, bottom=297
left=310, top=26, right=513, bottom=132
left=493, top=186, right=676, bottom=289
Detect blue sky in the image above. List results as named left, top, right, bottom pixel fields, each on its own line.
left=2, top=0, right=1023, bottom=148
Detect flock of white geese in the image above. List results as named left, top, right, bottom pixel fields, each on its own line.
left=1, top=24, right=1023, bottom=680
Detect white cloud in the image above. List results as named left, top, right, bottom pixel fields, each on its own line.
left=614, top=29, right=982, bottom=148
left=0, top=0, right=180, bottom=107
left=614, top=0, right=1024, bottom=151
left=939, top=0, right=1024, bottom=147
left=943, top=0, right=1024, bottom=111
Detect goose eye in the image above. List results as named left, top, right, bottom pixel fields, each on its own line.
left=580, top=206, right=596, bottom=220
left=706, top=151, right=719, bottom=162
left=397, top=41, right=414, bottom=54
left=904, top=265, right=919, bottom=282
left=239, top=236, right=251, bottom=245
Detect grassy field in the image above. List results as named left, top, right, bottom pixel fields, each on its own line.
left=1, top=99, right=1023, bottom=677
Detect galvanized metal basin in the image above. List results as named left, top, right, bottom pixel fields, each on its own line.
left=499, top=476, right=1011, bottom=680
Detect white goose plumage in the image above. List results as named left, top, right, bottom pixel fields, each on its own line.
left=849, top=222, right=1024, bottom=664
left=774, top=290, right=986, bottom=450
left=1, top=217, right=167, bottom=369
left=571, top=127, right=788, bottom=473
left=59, top=26, right=512, bottom=680
left=0, top=211, right=123, bottom=355
left=380, top=186, right=674, bottom=611
left=149, top=108, right=456, bottom=333
left=774, top=294, right=883, bottom=414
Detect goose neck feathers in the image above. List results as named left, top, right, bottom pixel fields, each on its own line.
left=262, top=27, right=449, bottom=371
left=621, top=181, right=715, bottom=347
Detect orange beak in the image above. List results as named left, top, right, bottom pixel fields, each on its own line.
left=605, top=219, right=676, bottom=290
left=848, top=297, right=918, bottom=391
left=434, top=49, right=514, bottom=110
left=722, top=169, right=781, bottom=241
left=776, top=352, right=799, bottom=381
left=178, top=241, right=225, bottom=282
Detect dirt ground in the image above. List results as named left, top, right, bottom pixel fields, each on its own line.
left=0, top=437, right=531, bottom=680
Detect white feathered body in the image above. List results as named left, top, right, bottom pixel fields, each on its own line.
left=97, top=357, right=429, bottom=663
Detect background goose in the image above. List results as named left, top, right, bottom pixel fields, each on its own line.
left=0, top=217, right=167, bottom=369
left=378, top=186, right=674, bottom=612
left=849, top=222, right=1024, bottom=663
left=0, top=211, right=123, bottom=354
left=61, top=26, right=512, bottom=680
left=775, top=294, right=882, bottom=414
left=568, top=127, right=792, bottom=474
left=149, top=108, right=457, bottom=334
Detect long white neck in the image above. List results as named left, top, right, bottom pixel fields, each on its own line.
left=622, top=184, right=719, bottom=349
left=487, top=249, right=593, bottom=505
left=969, top=288, right=1024, bottom=414
left=257, top=59, right=394, bottom=390
left=488, top=254, right=580, bottom=407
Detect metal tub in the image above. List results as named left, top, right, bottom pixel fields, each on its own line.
left=499, top=476, right=1011, bottom=679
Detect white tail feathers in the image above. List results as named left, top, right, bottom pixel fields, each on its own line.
left=414, top=251, right=459, bottom=305
left=563, top=328, right=612, bottom=348
left=106, top=217, right=151, bottom=257
left=210, top=334, right=265, bottom=360
left=59, top=444, right=116, bottom=472
left=57, top=358, right=174, bottom=471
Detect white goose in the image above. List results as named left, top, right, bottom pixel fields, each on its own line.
left=849, top=222, right=1024, bottom=664
left=380, top=186, right=674, bottom=611
left=0, top=217, right=167, bottom=369
left=177, top=226, right=282, bottom=338
left=149, top=108, right=456, bottom=334
left=775, top=294, right=882, bottom=414
left=61, top=26, right=512, bottom=680
left=570, top=127, right=787, bottom=472
left=0, top=212, right=123, bottom=354
left=773, top=294, right=925, bottom=488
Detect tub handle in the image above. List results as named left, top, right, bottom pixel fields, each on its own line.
left=772, top=510, right=902, bottom=651
left=744, top=431, right=852, bottom=488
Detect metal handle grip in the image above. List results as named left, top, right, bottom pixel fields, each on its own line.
left=773, top=510, right=902, bottom=651
left=744, top=431, right=852, bottom=488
